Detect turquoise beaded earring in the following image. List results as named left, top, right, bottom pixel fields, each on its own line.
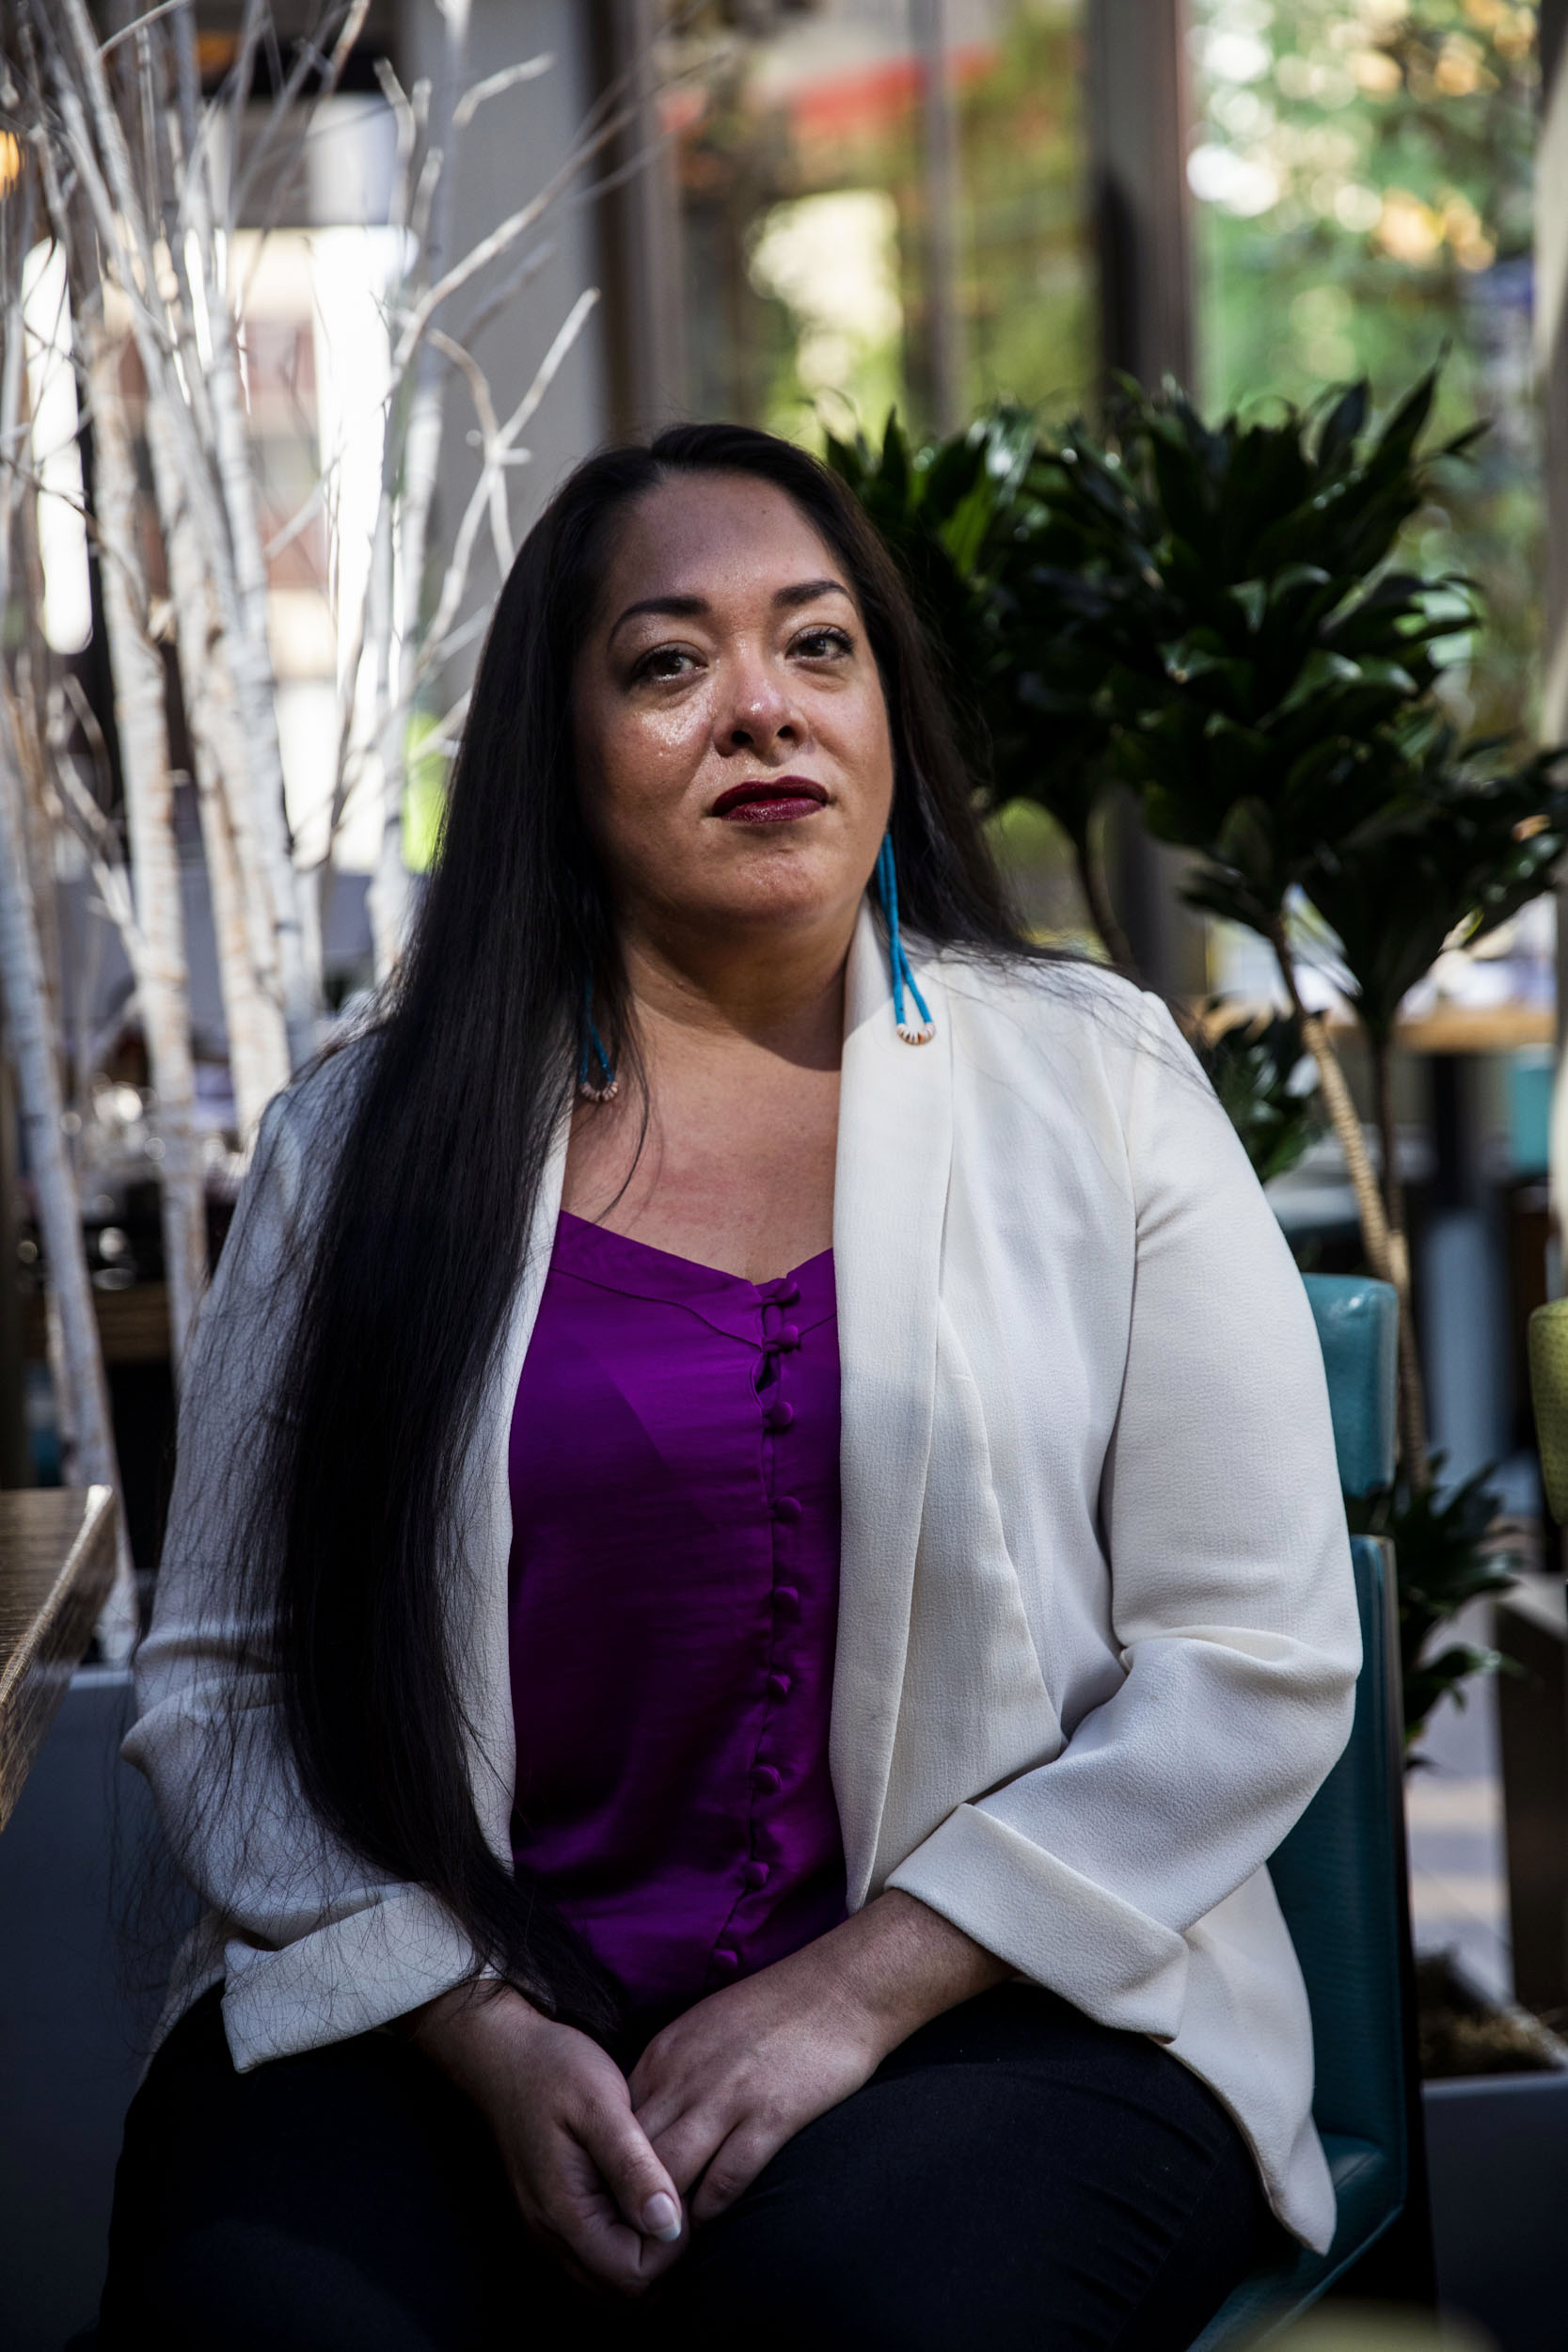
left=875, top=834, right=935, bottom=1044
left=577, top=981, right=618, bottom=1103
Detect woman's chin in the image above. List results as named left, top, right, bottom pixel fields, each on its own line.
left=703, top=870, right=859, bottom=938
left=652, top=837, right=870, bottom=936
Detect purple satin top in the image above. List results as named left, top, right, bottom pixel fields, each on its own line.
left=506, top=1212, right=847, bottom=2027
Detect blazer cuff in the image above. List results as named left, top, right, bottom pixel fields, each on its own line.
left=221, top=1885, right=482, bottom=2071
left=886, top=1802, right=1190, bottom=2041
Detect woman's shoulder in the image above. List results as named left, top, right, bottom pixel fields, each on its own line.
left=933, top=945, right=1166, bottom=1061
left=250, top=1026, right=384, bottom=1191
left=930, top=945, right=1210, bottom=1142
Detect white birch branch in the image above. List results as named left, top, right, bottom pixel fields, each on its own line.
left=167, top=9, right=321, bottom=1066
left=0, top=204, right=135, bottom=1655
left=451, top=52, right=554, bottom=131
left=149, top=394, right=292, bottom=1140
left=426, top=326, right=511, bottom=580
left=388, top=103, right=626, bottom=381
left=420, top=288, right=599, bottom=663
left=79, top=332, right=207, bottom=1366
left=221, top=0, right=370, bottom=241
left=42, top=0, right=293, bottom=1134
left=448, top=236, right=555, bottom=360
left=33, top=117, right=209, bottom=1367
left=366, top=0, right=472, bottom=978
left=99, top=0, right=189, bottom=59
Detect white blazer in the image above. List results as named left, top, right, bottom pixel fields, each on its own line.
left=128, top=902, right=1359, bottom=2251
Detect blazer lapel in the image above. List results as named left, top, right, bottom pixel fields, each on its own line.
left=832, top=901, right=952, bottom=1906
left=460, top=1111, right=570, bottom=1860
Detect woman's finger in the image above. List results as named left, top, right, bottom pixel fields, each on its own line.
left=688, top=2118, right=780, bottom=2227
left=572, top=2085, right=686, bottom=2245
left=643, top=2101, right=731, bottom=2201
left=626, top=2073, right=690, bottom=2153
left=528, top=2130, right=683, bottom=2297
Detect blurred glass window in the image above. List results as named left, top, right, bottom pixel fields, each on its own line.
left=1189, top=0, right=1541, bottom=743
left=671, top=0, right=1093, bottom=442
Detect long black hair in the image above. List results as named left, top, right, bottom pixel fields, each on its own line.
left=256, top=423, right=1028, bottom=2035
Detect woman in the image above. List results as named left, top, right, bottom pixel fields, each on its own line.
left=103, top=424, right=1359, bottom=2352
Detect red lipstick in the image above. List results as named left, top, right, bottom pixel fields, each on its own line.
left=710, top=777, right=828, bottom=825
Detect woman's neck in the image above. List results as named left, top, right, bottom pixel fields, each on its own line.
left=562, top=904, right=854, bottom=1279
left=617, top=902, right=857, bottom=1071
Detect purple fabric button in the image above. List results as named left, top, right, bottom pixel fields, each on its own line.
left=775, top=1496, right=803, bottom=1525
left=777, top=1324, right=800, bottom=1351
left=712, top=1947, right=739, bottom=1974
left=774, top=1585, right=800, bottom=1616
left=767, top=1400, right=794, bottom=1431
left=743, top=1860, right=770, bottom=1889
left=768, top=1672, right=792, bottom=1699
left=752, top=1763, right=782, bottom=1794
left=776, top=1280, right=801, bottom=1307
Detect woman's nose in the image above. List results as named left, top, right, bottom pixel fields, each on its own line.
left=718, top=667, right=801, bottom=757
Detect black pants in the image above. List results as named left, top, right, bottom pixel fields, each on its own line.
left=100, top=1981, right=1270, bottom=2352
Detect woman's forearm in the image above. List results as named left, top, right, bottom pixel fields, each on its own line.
left=819, top=1888, right=1012, bottom=2061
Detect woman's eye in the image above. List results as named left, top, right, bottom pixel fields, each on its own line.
left=634, top=644, right=700, bottom=682
left=793, top=625, right=852, bottom=660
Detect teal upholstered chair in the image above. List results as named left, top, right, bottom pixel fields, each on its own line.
left=1191, top=1272, right=1422, bottom=2347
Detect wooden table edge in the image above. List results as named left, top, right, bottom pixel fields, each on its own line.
left=0, top=1486, right=119, bottom=1834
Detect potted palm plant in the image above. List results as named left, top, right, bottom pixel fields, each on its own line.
left=832, top=380, right=1568, bottom=1748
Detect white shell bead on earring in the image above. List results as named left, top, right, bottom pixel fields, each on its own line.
left=877, top=834, right=936, bottom=1048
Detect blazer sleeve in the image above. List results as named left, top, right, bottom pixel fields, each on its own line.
left=888, top=991, right=1362, bottom=2039
left=123, top=1079, right=482, bottom=2070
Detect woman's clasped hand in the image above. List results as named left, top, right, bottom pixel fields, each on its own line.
left=626, top=1944, right=887, bottom=2240
left=413, top=1985, right=687, bottom=2299
left=416, top=1888, right=1006, bottom=2296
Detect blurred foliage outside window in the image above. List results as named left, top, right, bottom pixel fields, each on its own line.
left=1190, top=0, right=1541, bottom=743
left=673, top=1, right=1093, bottom=445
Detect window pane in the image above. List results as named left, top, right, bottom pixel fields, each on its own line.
left=674, top=0, right=1093, bottom=443
left=1189, top=0, right=1542, bottom=739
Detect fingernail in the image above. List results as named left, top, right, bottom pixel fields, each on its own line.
left=641, top=2190, right=681, bottom=2242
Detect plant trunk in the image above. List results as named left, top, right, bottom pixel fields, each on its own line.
left=202, top=275, right=319, bottom=1069
left=1370, top=1027, right=1431, bottom=1492
left=142, top=402, right=292, bottom=1142
left=37, top=116, right=206, bottom=1347
left=368, top=490, right=412, bottom=979
left=0, top=717, right=136, bottom=1654
left=1074, top=822, right=1137, bottom=978
left=174, top=67, right=320, bottom=1068
left=1269, top=921, right=1395, bottom=1280
left=1271, top=924, right=1435, bottom=1493
left=0, top=154, right=132, bottom=1647
left=368, top=0, right=468, bottom=981
left=81, top=317, right=208, bottom=1371
left=45, top=0, right=290, bottom=1138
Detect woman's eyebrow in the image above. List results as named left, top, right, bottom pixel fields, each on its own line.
left=608, top=577, right=853, bottom=644
left=609, top=592, right=707, bottom=643
left=775, top=576, right=853, bottom=611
